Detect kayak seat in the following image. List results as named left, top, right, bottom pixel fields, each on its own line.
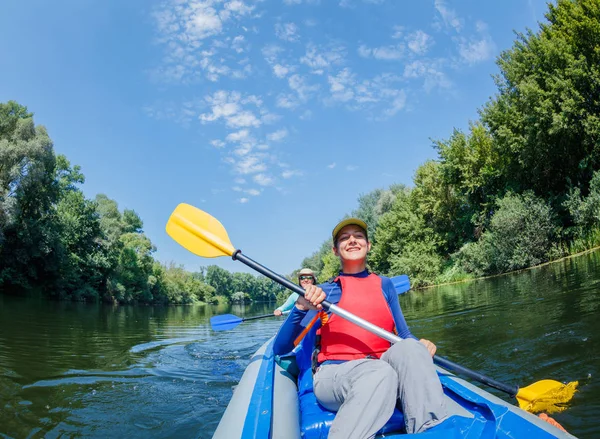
left=298, top=366, right=405, bottom=438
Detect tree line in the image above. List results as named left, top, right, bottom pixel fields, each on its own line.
left=2, top=0, right=599, bottom=301
left=300, top=0, right=600, bottom=287
left=0, top=102, right=286, bottom=304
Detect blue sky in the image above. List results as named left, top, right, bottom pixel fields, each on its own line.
left=0, top=0, right=550, bottom=276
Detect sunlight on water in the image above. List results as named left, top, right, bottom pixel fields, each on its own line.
left=1, top=251, right=599, bottom=438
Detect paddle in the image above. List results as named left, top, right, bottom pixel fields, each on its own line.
left=391, top=274, right=410, bottom=295
left=166, top=203, right=577, bottom=413
left=211, top=278, right=410, bottom=332
left=210, top=311, right=289, bottom=331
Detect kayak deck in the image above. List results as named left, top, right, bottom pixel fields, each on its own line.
left=213, top=339, right=576, bottom=438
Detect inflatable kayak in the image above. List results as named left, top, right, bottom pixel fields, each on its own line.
left=213, top=338, right=575, bottom=438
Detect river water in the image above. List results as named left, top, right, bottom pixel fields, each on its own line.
left=1, top=251, right=599, bottom=438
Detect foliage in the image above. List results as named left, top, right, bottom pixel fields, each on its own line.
left=5, top=0, right=600, bottom=299
left=455, top=192, right=559, bottom=275
left=370, top=189, right=443, bottom=286
left=481, top=0, right=600, bottom=198
left=300, top=0, right=600, bottom=288
left=0, top=101, right=283, bottom=304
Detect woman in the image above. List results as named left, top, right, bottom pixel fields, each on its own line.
left=274, top=268, right=317, bottom=316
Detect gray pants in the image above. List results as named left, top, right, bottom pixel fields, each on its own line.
left=313, top=338, right=447, bottom=438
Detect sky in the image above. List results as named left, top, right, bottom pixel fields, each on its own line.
left=0, top=0, right=551, bottom=276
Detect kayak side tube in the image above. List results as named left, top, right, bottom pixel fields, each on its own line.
left=212, top=339, right=300, bottom=439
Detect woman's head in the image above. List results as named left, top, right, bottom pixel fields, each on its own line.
left=297, top=268, right=316, bottom=288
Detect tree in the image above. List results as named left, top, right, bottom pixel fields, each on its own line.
left=481, top=0, right=600, bottom=198
left=205, top=265, right=234, bottom=299
left=370, top=189, right=443, bottom=286
left=0, top=101, right=57, bottom=291
left=455, top=192, right=559, bottom=275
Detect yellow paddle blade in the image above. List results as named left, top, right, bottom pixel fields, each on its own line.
left=516, top=379, right=578, bottom=414
left=166, top=203, right=235, bottom=258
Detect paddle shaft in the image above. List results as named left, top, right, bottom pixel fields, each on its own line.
left=242, top=313, right=280, bottom=322
left=233, top=250, right=520, bottom=397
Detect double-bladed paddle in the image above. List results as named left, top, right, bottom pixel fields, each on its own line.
left=166, top=203, right=577, bottom=413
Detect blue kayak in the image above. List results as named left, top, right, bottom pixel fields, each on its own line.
left=212, top=338, right=575, bottom=438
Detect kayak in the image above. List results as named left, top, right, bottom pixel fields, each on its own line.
left=213, top=338, right=575, bottom=438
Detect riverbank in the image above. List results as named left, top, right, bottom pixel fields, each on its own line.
left=416, top=245, right=600, bottom=291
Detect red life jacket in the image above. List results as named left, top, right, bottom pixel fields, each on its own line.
left=317, top=273, right=395, bottom=362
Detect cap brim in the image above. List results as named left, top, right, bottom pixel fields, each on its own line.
left=332, top=218, right=368, bottom=240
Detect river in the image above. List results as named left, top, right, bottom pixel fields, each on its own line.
left=1, top=250, right=599, bottom=438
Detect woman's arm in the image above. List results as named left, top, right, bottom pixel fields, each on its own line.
left=276, top=292, right=300, bottom=313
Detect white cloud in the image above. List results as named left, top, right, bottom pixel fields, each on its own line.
left=288, top=74, right=320, bottom=100
left=262, top=44, right=284, bottom=63
left=434, top=0, right=463, bottom=32
left=346, top=165, right=358, bottom=171
left=456, top=22, right=495, bottom=65
left=234, top=186, right=261, bottom=196
left=325, top=69, right=407, bottom=117
left=406, top=30, right=433, bottom=55
left=300, top=44, right=345, bottom=74
left=403, top=60, right=451, bottom=92
left=273, top=64, right=290, bottom=78
left=224, top=0, right=254, bottom=16
left=254, top=173, right=274, bottom=186
left=211, top=139, right=226, bottom=148
left=381, top=89, right=406, bottom=116
left=151, top=0, right=258, bottom=83
left=226, top=129, right=252, bottom=142
left=275, top=22, right=300, bottom=42
left=227, top=111, right=261, bottom=128
left=328, top=68, right=356, bottom=102
left=239, top=197, right=249, bottom=203
left=199, top=90, right=263, bottom=128
left=232, top=155, right=268, bottom=174
left=327, top=162, right=336, bottom=169
left=458, top=37, right=495, bottom=64
left=282, top=169, right=303, bottom=178
left=358, top=44, right=404, bottom=61
left=276, top=94, right=300, bottom=109
left=231, top=35, right=246, bottom=53
left=233, top=143, right=253, bottom=156
left=391, top=25, right=404, bottom=39
left=263, top=44, right=296, bottom=79
left=267, top=129, right=288, bottom=142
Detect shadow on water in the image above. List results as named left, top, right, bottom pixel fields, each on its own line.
left=1, top=252, right=599, bottom=437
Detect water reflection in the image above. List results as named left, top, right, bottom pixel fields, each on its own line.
left=1, top=251, right=599, bottom=438
left=401, top=251, right=600, bottom=437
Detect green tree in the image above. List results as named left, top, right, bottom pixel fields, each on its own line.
left=481, top=0, right=600, bottom=198
left=370, top=189, right=442, bottom=286
left=456, top=192, right=559, bottom=275
left=0, top=101, right=57, bottom=290
left=205, top=265, right=234, bottom=300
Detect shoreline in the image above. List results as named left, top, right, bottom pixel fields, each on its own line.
left=415, top=245, right=600, bottom=291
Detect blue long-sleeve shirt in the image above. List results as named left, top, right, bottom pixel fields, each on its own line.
left=276, top=292, right=300, bottom=313
left=273, top=270, right=417, bottom=356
